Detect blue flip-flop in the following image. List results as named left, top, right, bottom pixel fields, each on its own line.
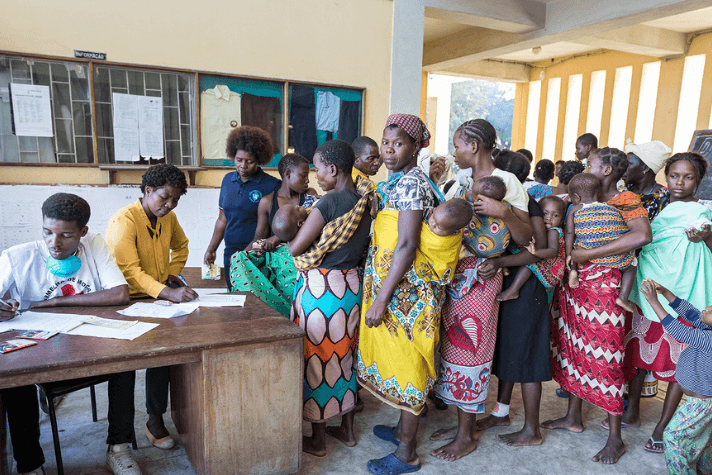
left=373, top=425, right=399, bottom=445
left=367, top=453, right=421, bottom=475
left=555, top=388, right=570, bottom=398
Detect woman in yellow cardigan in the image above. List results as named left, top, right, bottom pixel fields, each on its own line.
left=105, top=164, right=198, bottom=451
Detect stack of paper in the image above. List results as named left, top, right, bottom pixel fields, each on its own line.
left=117, top=302, right=199, bottom=319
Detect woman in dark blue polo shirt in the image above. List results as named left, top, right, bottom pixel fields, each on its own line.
left=204, top=126, right=281, bottom=289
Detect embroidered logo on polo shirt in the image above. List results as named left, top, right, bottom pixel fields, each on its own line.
left=249, top=190, right=262, bottom=203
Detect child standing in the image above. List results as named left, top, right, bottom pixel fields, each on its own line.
left=565, top=173, right=637, bottom=312
left=497, top=195, right=566, bottom=301
left=287, top=139, right=374, bottom=457
left=639, top=279, right=712, bottom=475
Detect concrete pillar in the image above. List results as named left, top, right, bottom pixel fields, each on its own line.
left=390, top=0, right=425, bottom=115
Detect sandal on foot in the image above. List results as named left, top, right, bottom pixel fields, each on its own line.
left=367, top=453, right=420, bottom=475
left=600, top=419, right=634, bottom=430
left=644, top=436, right=664, bottom=454
left=555, top=388, right=570, bottom=398
left=373, top=425, right=399, bottom=446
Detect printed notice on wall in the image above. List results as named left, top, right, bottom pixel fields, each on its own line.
left=112, top=93, right=164, bottom=161
left=112, top=93, right=140, bottom=161
left=138, top=96, right=164, bottom=159
left=10, top=84, right=53, bottom=137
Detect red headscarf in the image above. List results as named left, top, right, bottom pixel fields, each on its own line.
left=385, top=114, right=430, bottom=148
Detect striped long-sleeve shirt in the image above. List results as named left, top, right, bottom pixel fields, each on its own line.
left=661, top=297, right=712, bottom=396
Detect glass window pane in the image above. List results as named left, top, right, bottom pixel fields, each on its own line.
left=181, top=124, right=191, bottom=157
left=98, top=137, right=114, bottom=163
left=96, top=103, right=113, bottom=137
left=55, top=119, right=74, bottom=153
left=1, top=135, right=20, bottom=162
left=146, top=90, right=161, bottom=97
left=19, top=135, right=38, bottom=152
left=50, top=63, right=68, bottom=83
left=110, top=69, right=127, bottom=89
left=179, top=92, right=190, bottom=124
left=11, top=60, right=30, bottom=80
left=75, top=136, right=93, bottom=163
left=33, top=62, right=51, bottom=87
left=57, top=154, right=74, bottom=163
left=95, top=67, right=111, bottom=102
left=164, top=107, right=179, bottom=140
left=52, top=82, right=72, bottom=119
left=38, top=137, right=56, bottom=163
left=162, top=74, right=177, bottom=107
left=145, top=72, right=160, bottom=90
left=178, top=74, right=189, bottom=92
left=69, top=67, right=90, bottom=101
left=20, top=152, right=38, bottom=163
left=128, top=70, right=144, bottom=95
left=113, top=88, right=128, bottom=95
left=73, top=102, right=92, bottom=136
left=165, top=140, right=180, bottom=165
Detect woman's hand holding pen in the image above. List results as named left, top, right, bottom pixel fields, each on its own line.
left=0, top=298, right=19, bottom=321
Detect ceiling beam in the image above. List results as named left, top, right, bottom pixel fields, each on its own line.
left=424, top=0, right=545, bottom=33
left=432, top=60, right=532, bottom=83
left=572, top=24, right=687, bottom=57
left=423, top=0, right=712, bottom=69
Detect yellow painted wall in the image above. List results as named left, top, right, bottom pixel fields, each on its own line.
left=512, top=32, right=712, bottom=178
left=0, top=0, right=394, bottom=188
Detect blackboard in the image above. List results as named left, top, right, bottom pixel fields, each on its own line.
left=689, top=129, right=712, bottom=200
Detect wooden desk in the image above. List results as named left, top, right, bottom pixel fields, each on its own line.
left=0, top=295, right=304, bottom=475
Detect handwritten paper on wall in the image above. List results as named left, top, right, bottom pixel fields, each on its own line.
left=10, top=84, right=53, bottom=137
left=112, top=93, right=164, bottom=162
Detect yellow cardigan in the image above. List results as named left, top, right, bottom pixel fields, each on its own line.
left=105, top=199, right=189, bottom=298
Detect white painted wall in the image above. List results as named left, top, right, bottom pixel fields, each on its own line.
left=0, top=185, right=224, bottom=268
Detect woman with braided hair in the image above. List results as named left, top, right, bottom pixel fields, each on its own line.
left=545, top=147, right=653, bottom=464
left=429, top=120, right=536, bottom=460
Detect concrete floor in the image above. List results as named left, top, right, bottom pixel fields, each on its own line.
left=16, top=370, right=669, bottom=475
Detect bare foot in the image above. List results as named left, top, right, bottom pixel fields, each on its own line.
left=430, top=431, right=481, bottom=461
left=497, top=428, right=544, bottom=446
left=496, top=288, right=519, bottom=302
left=592, top=439, right=626, bottom=464
left=429, top=426, right=458, bottom=441
left=540, top=416, right=584, bottom=433
left=568, top=272, right=579, bottom=288
left=616, top=297, right=635, bottom=313
left=302, top=435, right=326, bottom=457
left=476, top=414, right=511, bottom=431
left=325, top=425, right=357, bottom=447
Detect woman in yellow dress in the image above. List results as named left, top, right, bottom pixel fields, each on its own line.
left=357, top=114, right=462, bottom=474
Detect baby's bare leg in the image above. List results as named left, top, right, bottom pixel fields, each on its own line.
left=497, top=266, right=532, bottom=301
left=615, top=265, right=637, bottom=313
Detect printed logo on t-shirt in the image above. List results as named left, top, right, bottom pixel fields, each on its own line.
left=249, top=190, right=262, bottom=203
left=44, top=276, right=92, bottom=300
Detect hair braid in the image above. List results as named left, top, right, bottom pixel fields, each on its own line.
left=456, top=119, right=497, bottom=151
left=596, top=147, right=629, bottom=181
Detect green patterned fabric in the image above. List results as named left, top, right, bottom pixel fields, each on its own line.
left=230, top=245, right=297, bottom=317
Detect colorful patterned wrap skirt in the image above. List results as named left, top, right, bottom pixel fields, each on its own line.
left=551, top=264, right=629, bottom=415
left=230, top=244, right=297, bottom=317
left=357, top=210, right=461, bottom=415
left=433, top=256, right=503, bottom=413
left=573, top=203, right=634, bottom=269
left=291, top=267, right=362, bottom=423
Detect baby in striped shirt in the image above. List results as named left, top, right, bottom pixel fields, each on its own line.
left=640, top=278, right=712, bottom=474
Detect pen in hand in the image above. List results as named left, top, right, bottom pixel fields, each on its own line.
left=0, top=298, right=21, bottom=318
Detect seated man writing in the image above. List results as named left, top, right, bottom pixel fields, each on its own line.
left=105, top=164, right=197, bottom=451
left=0, top=193, right=140, bottom=475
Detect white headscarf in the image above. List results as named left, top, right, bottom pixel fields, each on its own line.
left=624, top=140, right=671, bottom=174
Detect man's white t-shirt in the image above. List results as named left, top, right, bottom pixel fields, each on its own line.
left=0, top=232, right=127, bottom=310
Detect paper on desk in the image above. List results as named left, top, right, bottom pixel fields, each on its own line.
left=66, top=321, right=158, bottom=340
left=195, top=294, right=246, bottom=307
left=84, top=315, right=138, bottom=330
left=117, top=302, right=199, bottom=319
left=0, top=311, right=87, bottom=334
